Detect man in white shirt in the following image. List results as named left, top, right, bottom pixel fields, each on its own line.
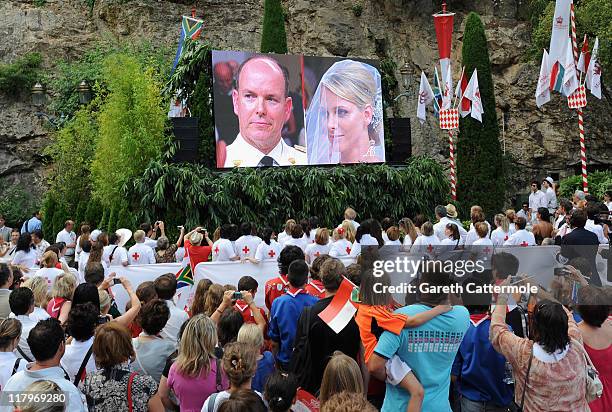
left=223, top=56, right=307, bottom=167
left=554, top=199, right=573, bottom=230
left=2, top=318, right=87, bottom=412
left=140, top=222, right=162, bottom=249
left=154, top=274, right=189, bottom=346
left=56, top=220, right=77, bottom=267
left=585, top=205, right=609, bottom=244
left=542, top=177, right=558, bottom=215
left=503, top=217, right=536, bottom=246
left=9, top=288, right=37, bottom=361
left=344, top=207, right=360, bottom=230
left=433, top=205, right=467, bottom=243
left=128, top=230, right=156, bottom=265
left=102, top=230, right=130, bottom=267
left=30, top=230, right=50, bottom=264
left=235, top=223, right=262, bottom=259
left=528, top=181, right=547, bottom=223
left=212, top=225, right=240, bottom=262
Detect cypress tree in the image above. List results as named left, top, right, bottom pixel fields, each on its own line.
left=456, top=12, right=504, bottom=218
left=107, top=207, right=117, bottom=234
left=260, top=0, right=288, bottom=53
left=84, top=199, right=102, bottom=229
left=74, top=201, right=87, bottom=227
left=41, top=195, right=57, bottom=239
left=98, top=209, right=108, bottom=231
left=50, top=203, right=67, bottom=238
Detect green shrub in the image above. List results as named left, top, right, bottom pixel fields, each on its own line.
left=0, top=187, right=40, bottom=228
left=107, top=207, right=117, bottom=233
left=91, top=53, right=168, bottom=210
left=129, top=156, right=450, bottom=231
left=261, top=0, right=288, bottom=53
left=0, top=53, right=42, bottom=96
left=558, top=171, right=612, bottom=199
left=84, top=199, right=102, bottom=228
left=98, top=209, right=108, bottom=231
left=457, top=13, right=505, bottom=218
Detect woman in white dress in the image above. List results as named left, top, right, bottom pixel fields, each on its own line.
left=412, top=222, right=441, bottom=255
left=11, top=232, right=37, bottom=270
left=305, top=60, right=385, bottom=164
left=251, top=228, right=282, bottom=263
left=305, top=228, right=331, bottom=263
left=491, top=214, right=511, bottom=247
left=283, top=223, right=308, bottom=252
left=329, top=226, right=353, bottom=257
left=440, top=223, right=461, bottom=250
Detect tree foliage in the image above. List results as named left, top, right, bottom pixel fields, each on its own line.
left=0, top=53, right=42, bottom=97
left=129, top=157, right=449, bottom=235
left=260, top=0, right=288, bottom=53
left=558, top=170, right=612, bottom=199
left=0, top=187, right=39, bottom=228
left=91, top=53, right=169, bottom=209
left=457, top=13, right=505, bottom=218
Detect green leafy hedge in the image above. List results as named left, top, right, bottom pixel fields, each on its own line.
left=130, top=157, right=450, bottom=234
left=558, top=170, right=612, bottom=199
left=0, top=53, right=42, bottom=96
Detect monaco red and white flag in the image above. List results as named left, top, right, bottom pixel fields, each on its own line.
left=562, top=36, right=579, bottom=96
left=318, top=277, right=357, bottom=334
left=577, top=35, right=590, bottom=73
left=586, top=37, right=602, bottom=99
left=433, top=11, right=455, bottom=79
left=548, top=0, right=572, bottom=66
left=455, top=71, right=471, bottom=117
left=442, top=63, right=454, bottom=110
left=536, top=49, right=551, bottom=108
left=417, top=71, right=435, bottom=124
left=464, top=69, right=483, bottom=122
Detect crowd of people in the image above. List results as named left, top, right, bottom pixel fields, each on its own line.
left=0, top=188, right=610, bottom=412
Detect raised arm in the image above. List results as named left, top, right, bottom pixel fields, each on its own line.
left=242, top=291, right=266, bottom=334
left=175, top=226, right=185, bottom=248
left=211, top=290, right=234, bottom=324
left=112, top=278, right=141, bottom=327
left=404, top=304, right=452, bottom=328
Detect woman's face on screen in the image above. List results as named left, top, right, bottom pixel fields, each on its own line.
left=321, top=86, right=372, bottom=154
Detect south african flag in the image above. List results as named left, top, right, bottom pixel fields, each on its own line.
left=176, top=264, right=194, bottom=289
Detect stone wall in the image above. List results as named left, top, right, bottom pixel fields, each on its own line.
left=0, top=0, right=610, bottom=203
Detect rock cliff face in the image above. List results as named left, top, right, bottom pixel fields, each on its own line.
left=1, top=0, right=610, bottom=201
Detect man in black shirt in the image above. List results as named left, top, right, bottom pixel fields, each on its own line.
left=292, top=257, right=361, bottom=394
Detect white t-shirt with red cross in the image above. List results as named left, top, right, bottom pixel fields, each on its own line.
left=235, top=235, right=262, bottom=259
left=255, top=240, right=282, bottom=261
left=329, top=239, right=352, bottom=257
left=503, top=229, right=536, bottom=247
left=490, top=228, right=510, bottom=247
left=128, top=242, right=156, bottom=265
left=212, top=238, right=237, bottom=261
left=305, top=243, right=331, bottom=263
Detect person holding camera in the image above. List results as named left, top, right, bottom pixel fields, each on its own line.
left=183, top=226, right=214, bottom=268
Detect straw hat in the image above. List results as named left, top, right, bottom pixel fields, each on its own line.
left=115, top=228, right=132, bottom=247
left=445, top=204, right=458, bottom=219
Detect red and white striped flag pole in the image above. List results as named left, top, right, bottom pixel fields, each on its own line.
left=570, top=2, right=589, bottom=194
left=448, top=130, right=456, bottom=200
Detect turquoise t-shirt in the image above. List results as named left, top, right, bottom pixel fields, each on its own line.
left=374, top=304, right=470, bottom=412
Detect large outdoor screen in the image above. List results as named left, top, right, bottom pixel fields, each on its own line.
left=212, top=50, right=385, bottom=168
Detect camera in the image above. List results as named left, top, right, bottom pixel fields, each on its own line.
left=112, top=278, right=122, bottom=285
left=232, top=291, right=242, bottom=300
left=553, top=267, right=568, bottom=277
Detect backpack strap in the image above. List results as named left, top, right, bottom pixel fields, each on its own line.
left=109, top=246, right=119, bottom=263
left=16, top=346, right=32, bottom=363
left=73, top=345, right=94, bottom=386
left=208, top=392, right=219, bottom=412
left=127, top=371, right=137, bottom=412
left=215, top=357, right=222, bottom=392
left=11, top=358, right=21, bottom=376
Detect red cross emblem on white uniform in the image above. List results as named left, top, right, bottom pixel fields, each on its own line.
left=214, top=246, right=219, bottom=254
left=268, top=249, right=276, bottom=258
left=314, top=251, right=320, bottom=257
left=345, top=247, right=351, bottom=254
left=132, top=252, right=140, bottom=261
left=242, top=246, right=250, bottom=255
left=520, top=241, right=528, bottom=247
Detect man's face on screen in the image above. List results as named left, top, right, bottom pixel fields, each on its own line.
left=232, top=58, right=292, bottom=153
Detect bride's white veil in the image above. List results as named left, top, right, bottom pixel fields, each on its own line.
left=305, top=59, right=384, bottom=164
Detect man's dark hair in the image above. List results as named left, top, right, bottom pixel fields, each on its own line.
left=570, top=209, right=587, bottom=228
left=240, top=222, right=255, bottom=236
left=31, top=229, right=43, bottom=240
left=418, top=267, right=452, bottom=305
left=585, top=204, right=599, bottom=220
left=278, top=245, right=305, bottom=275
left=218, top=307, right=244, bottom=347
left=66, top=303, right=99, bottom=341
left=308, top=216, right=320, bottom=230
left=585, top=194, right=598, bottom=203
left=319, top=258, right=345, bottom=292
left=532, top=300, right=569, bottom=353
left=229, top=224, right=240, bottom=241
left=577, top=286, right=609, bottom=328
left=522, top=202, right=529, bottom=208
left=265, top=371, right=298, bottom=412
left=491, top=252, right=520, bottom=279
left=9, top=287, right=34, bottom=316
left=531, top=180, right=540, bottom=190
left=237, top=276, right=258, bottom=293
left=560, top=199, right=573, bottom=214
left=220, top=224, right=233, bottom=239
left=27, top=318, right=64, bottom=362
left=537, top=207, right=550, bottom=221
left=287, top=260, right=309, bottom=288
left=381, top=217, right=393, bottom=231
left=0, top=263, right=12, bottom=287
left=84, top=262, right=105, bottom=286
left=434, top=205, right=448, bottom=219
left=108, top=233, right=118, bottom=245
left=235, top=55, right=289, bottom=98
left=140, top=299, right=170, bottom=336
left=461, top=277, right=490, bottom=314
left=154, top=273, right=177, bottom=300
left=72, top=283, right=100, bottom=312
left=16, top=233, right=32, bottom=253
left=261, top=227, right=274, bottom=245
left=140, top=223, right=152, bottom=234
left=81, top=240, right=92, bottom=254
left=346, top=263, right=362, bottom=287
left=515, top=216, right=527, bottom=230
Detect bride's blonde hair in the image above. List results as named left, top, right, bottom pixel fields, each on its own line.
left=321, top=61, right=382, bottom=144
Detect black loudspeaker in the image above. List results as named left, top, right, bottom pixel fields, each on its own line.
left=171, top=117, right=200, bottom=163
left=388, top=117, right=412, bottom=165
